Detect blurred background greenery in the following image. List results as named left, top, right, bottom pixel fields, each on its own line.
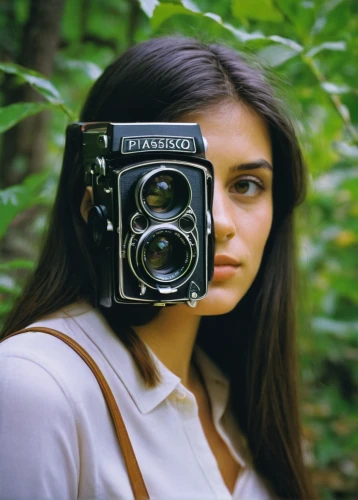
left=0, top=0, right=357, bottom=498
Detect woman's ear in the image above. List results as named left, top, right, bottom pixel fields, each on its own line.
left=80, top=186, right=94, bottom=223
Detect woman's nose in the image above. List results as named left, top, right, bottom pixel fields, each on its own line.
left=213, top=186, right=236, bottom=242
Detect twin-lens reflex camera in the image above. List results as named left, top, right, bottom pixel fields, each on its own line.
left=67, top=122, right=214, bottom=307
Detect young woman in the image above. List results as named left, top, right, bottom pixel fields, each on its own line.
left=0, top=37, right=315, bottom=499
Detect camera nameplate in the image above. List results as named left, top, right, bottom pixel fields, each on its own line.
left=121, top=135, right=196, bottom=155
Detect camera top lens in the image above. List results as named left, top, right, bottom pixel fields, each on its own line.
left=144, top=174, right=173, bottom=213
left=137, top=167, right=191, bottom=221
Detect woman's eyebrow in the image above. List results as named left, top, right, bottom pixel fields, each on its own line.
left=229, top=159, right=273, bottom=173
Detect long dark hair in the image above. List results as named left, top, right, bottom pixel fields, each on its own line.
left=2, top=37, right=314, bottom=498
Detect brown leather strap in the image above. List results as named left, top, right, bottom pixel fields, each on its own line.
left=1, top=327, right=150, bottom=500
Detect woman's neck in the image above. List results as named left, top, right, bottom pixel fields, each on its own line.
left=133, top=303, right=201, bottom=388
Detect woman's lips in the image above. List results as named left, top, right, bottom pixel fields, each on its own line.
left=212, top=255, right=241, bottom=281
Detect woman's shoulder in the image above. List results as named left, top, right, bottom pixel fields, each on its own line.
left=0, top=305, right=87, bottom=498
left=1, top=300, right=100, bottom=351
left=1, top=302, right=86, bottom=357
left=0, top=302, right=108, bottom=402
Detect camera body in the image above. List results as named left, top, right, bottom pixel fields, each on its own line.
left=69, top=122, right=214, bottom=307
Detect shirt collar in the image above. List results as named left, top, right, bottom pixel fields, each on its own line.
left=64, top=303, right=180, bottom=414
left=61, top=303, right=229, bottom=416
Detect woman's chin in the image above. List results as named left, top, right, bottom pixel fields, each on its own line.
left=188, top=285, right=246, bottom=316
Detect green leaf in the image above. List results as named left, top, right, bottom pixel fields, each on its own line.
left=321, top=82, right=352, bottom=95
left=258, top=44, right=300, bottom=67
left=204, top=12, right=223, bottom=23
left=224, top=25, right=303, bottom=54
left=268, top=35, right=302, bottom=52
left=306, top=41, right=347, bottom=58
left=182, top=0, right=200, bottom=12
left=311, top=0, right=349, bottom=37
left=151, top=3, right=200, bottom=30
left=219, top=21, right=303, bottom=52
left=221, top=23, right=266, bottom=43
left=232, top=0, right=283, bottom=22
left=0, top=102, right=51, bottom=134
left=0, top=62, right=63, bottom=105
left=334, top=142, right=358, bottom=159
left=0, top=172, right=49, bottom=240
left=150, top=3, right=303, bottom=56
left=139, top=0, right=160, bottom=17
left=57, top=59, right=102, bottom=81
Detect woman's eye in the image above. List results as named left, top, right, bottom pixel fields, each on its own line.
left=230, top=178, right=263, bottom=197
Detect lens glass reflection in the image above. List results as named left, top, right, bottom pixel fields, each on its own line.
left=144, top=175, right=173, bottom=213
left=146, top=236, right=172, bottom=271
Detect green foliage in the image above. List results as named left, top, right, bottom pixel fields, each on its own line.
left=139, top=0, right=159, bottom=18
left=0, top=171, right=52, bottom=239
left=0, top=0, right=357, bottom=497
left=0, top=102, right=51, bottom=133
left=232, top=0, right=283, bottom=22
left=0, top=62, right=72, bottom=113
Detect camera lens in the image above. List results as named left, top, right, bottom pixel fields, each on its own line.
left=138, top=168, right=191, bottom=221
left=146, top=235, right=172, bottom=271
left=142, top=228, right=192, bottom=282
left=144, top=175, right=173, bottom=213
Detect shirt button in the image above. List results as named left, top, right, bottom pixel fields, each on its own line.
left=177, top=389, right=187, bottom=400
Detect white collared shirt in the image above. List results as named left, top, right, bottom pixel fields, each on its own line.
left=0, top=303, right=271, bottom=499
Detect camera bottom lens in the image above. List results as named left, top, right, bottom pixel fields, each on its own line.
left=142, top=229, right=191, bottom=282
left=146, top=236, right=172, bottom=271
